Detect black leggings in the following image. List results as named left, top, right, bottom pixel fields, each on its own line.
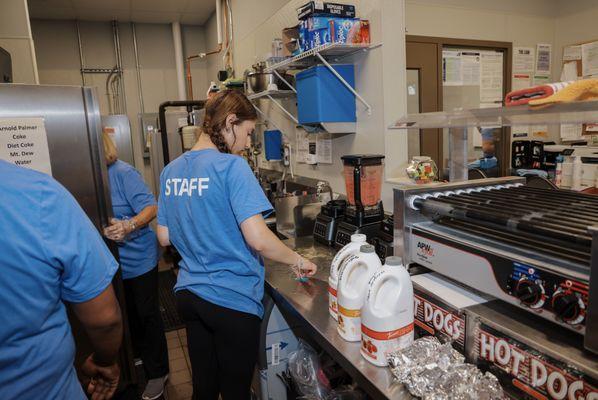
left=176, top=289, right=261, bottom=400
left=123, top=266, right=169, bottom=379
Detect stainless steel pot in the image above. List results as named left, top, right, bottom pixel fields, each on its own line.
left=246, top=71, right=271, bottom=93
left=245, top=61, right=293, bottom=94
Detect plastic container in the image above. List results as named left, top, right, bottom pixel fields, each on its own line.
left=329, top=233, right=367, bottom=320
left=337, top=245, right=382, bottom=342
left=343, top=165, right=383, bottom=206
left=406, top=156, right=438, bottom=184
left=572, top=156, right=583, bottom=191
left=360, top=256, right=414, bottom=366
left=296, top=64, right=356, bottom=124
left=341, top=155, right=385, bottom=207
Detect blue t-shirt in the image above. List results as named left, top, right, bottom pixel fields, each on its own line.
left=0, top=160, right=119, bottom=400
left=108, top=160, right=159, bottom=280
left=157, top=149, right=273, bottom=318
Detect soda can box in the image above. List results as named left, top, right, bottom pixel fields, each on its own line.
left=411, top=273, right=491, bottom=354
left=297, top=1, right=356, bottom=20
left=466, top=301, right=598, bottom=400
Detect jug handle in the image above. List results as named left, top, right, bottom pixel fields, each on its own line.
left=370, top=273, right=401, bottom=313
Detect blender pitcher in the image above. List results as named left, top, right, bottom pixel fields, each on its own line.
left=341, top=155, right=385, bottom=208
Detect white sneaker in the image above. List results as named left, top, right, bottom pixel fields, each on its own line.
left=142, top=374, right=169, bottom=400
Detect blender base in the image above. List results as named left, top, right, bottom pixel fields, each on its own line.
left=334, top=220, right=381, bottom=249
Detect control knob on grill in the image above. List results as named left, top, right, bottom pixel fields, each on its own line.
left=552, top=290, right=585, bottom=325
left=514, top=279, right=545, bottom=309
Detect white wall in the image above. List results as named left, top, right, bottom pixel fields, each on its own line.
left=406, top=0, right=558, bottom=78
left=32, top=19, right=209, bottom=187
left=203, top=10, right=221, bottom=88
left=203, top=0, right=406, bottom=208
left=0, top=0, right=38, bottom=83
left=554, top=0, right=598, bottom=76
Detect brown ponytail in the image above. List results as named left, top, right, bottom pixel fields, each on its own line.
left=202, top=89, right=257, bottom=153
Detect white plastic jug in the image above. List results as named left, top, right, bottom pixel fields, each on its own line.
left=361, top=256, right=414, bottom=366
left=329, top=234, right=367, bottom=320
left=337, top=244, right=382, bottom=342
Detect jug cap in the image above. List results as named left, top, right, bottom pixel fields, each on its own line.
left=360, top=244, right=375, bottom=253
left=351, top=234, right=367, bottom=243
left=385, top=256, right=403, bottom=266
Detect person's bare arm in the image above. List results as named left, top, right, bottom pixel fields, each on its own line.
left=71, top=284, right=122, bottom=365
left=240, top=214, right=317, bottom=277
left=71, top=284, right=122, bottom=400
left=104, top=205, right=157, bottom=242
left=157, top=224, right=170, bottom=247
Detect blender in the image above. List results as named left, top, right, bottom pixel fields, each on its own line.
left=334, top=154, right=385, bottom=248
left=313, top=199, right=347, bottom=246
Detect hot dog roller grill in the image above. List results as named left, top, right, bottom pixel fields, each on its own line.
left=393, top=177, right=598, bottom=354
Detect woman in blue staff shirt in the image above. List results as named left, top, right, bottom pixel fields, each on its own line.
left=156, top=90, right=318, bottom=400
left=0, top=160, right=122, bottom=400
left=102, top=133, right=169, bottom=400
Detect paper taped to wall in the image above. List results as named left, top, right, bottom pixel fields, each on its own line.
left=581, top=41, right=598, bottom=77
left=513, top=47, right=534, bottom=73
left=535, top=43, right=552, bottom=75
left=480, top=52, right=503, bottom=102
left=563, top=45, right=582, bottom=62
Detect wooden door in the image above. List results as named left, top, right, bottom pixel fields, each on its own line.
left=406, top=41, right=442, bottom=166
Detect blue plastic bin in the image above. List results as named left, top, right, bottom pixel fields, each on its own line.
left=296, top=64, right=356, bottom=124
left=264, top=130, right=283, bottom=161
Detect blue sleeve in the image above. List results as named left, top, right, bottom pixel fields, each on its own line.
left=157, top=170, right=168, bottom=226
left=228, top=157, right=273, bottom=225
left=41, top=180, right=118, bottom=303
left=122, top=167, right=156, bottom=214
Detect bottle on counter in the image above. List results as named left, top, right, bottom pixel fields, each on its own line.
left=572, top=155, right=583, bottom=191
left=337, top=245, right=382, bottom=342
left=554, top=155, right=563, bottom=187
left=329, top=234, right=367, bottom=321
left=360, top=256, right=414, bottom=367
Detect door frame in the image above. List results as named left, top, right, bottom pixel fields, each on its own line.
left=406, top=35, right=513, bottom=176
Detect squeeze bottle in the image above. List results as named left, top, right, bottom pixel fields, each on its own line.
left=361, top=256, right=414, bottom=366
left=329, top=234, right=367, bottom=320
left=337, top=245, right=382, bottom=342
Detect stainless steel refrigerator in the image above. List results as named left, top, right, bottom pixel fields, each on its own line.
left=0, top=84, right=136, bottom=392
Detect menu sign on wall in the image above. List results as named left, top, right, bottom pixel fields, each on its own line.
left=0, top=117, right=52, bottom=175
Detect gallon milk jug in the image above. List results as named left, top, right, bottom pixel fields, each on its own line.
left=329, top=234, right=367, bottom=320
left=361, top=256, right=414, bottom=366
left=337, top=245, right=382, bottom=342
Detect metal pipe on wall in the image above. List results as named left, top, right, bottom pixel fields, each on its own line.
left=75, top=21, right=86, bottom=86
left=131, top=23, right=145, bottom=115
left=112, top=20, right=127, bottom=114
left=171, top=22, right=187, bottom=101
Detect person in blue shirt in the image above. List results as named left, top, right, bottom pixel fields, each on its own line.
left=0, top=160, right=123, bottom=400
left=102, top=133, right=169, bottom=400
left=156, top=90, right=318, bottom=400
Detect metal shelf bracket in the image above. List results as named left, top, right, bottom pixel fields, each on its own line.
left=314, top=52, right=372, bottom=115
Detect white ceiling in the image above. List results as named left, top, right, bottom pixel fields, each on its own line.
left=27, top=0, right=216, bottom=25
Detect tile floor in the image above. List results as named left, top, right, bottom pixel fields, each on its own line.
left=164, top=328, right=193, bottom=400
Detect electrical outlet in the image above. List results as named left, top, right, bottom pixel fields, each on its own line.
left=283, top=144, right=291, bottom=166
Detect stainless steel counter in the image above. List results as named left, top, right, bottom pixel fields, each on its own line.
left=264, top=237, right=414, bottom=400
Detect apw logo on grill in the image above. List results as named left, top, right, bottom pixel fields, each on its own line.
left=417, top=241, right=434, bottom=257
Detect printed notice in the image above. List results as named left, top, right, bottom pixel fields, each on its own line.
left=0, top=117, right=52, bottom=175
left=563, top=45, right=582, bottom=62
left=512, top=73, right=531, bottom=91
left=442, top=50, right=462, bottom=86
left=581, top=41, right=598, bottom=77
left=480, top=52, right=503, bottom=102
left=535, top=43, right=552, bottom=75
left=513, top=47, right=534, bottom=73
left=316, top=133, right=332, bottom=164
